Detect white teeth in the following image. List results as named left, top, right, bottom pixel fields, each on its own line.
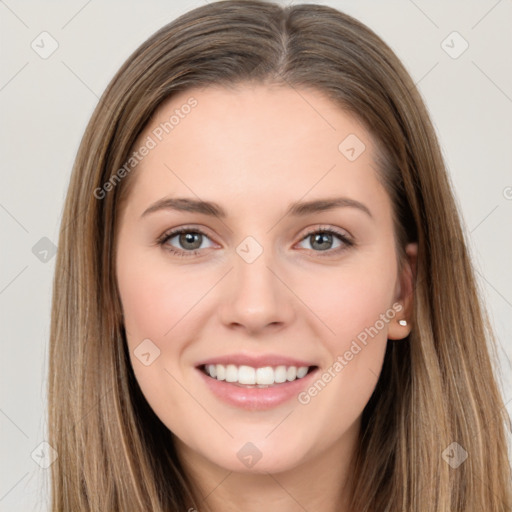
left=215, top=364, right=225, bottom=380
left=274, top=365, right=287, bottom=383
left=297, top=366, right=308, bottom=378
left=256, top=366, right=274, bottom=385
left=225, top=364, right=238, bottom=382
left=286, top=366, right=297, bottom=381
left=203, top=364, right=312, bottom=385
left=238, top=365, right=256, bottom=384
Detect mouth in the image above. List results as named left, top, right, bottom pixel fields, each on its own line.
left=198, top=363, right=318, bottom=388
left=195, top=363, right=320, bottom=410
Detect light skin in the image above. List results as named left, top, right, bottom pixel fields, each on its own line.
left=115, top=84, right=417, bottom=512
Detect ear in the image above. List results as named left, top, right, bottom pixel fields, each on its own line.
left=387, top=242, right=417, bottom=340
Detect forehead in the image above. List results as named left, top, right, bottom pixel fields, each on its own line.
left=147, top=83, right=372, bottom=164
left=125, top=84, right=388, bottom=218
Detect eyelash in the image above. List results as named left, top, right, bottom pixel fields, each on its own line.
left=157, top=225, right=354, bottom=258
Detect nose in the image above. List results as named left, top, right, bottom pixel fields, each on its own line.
left=218, top=246, right=296, bottom=335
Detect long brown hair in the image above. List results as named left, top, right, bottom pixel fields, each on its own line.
left=48, top=1, right=512, bottom=510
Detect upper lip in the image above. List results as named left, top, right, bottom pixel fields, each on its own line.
left=196, top=353, right=317, bottom=368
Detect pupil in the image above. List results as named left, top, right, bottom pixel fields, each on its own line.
left=312, top=233, right=332, bottom=251
left=180, top=232, right=202, bottom=250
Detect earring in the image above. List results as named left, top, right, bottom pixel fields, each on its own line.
left=398, top=319, right=408, bottom=327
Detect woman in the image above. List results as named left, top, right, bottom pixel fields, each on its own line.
left=48, top=1, right=512, bottom=510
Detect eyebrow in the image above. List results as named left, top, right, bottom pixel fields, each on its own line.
left=141, top=196, right=373, bottom=219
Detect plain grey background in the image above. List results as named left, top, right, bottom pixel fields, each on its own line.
left=1, top=1, right=511, bottom=510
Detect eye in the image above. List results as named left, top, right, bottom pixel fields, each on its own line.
left=157, top=225, right=354, bottom=258
left=296, top=226, right=353, bottom=255
left=157, top=227, right=216, bottom=257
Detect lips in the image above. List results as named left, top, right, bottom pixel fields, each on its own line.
left=195, top=353, right=317, bottom=368
left=195, top=353, right=320, bottom=410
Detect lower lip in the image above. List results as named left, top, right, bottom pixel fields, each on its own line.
left=196, top=367, right=319, bottom=411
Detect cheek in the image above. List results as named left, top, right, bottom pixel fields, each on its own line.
left=295, top=252, right=398, bottom=349
left=116, top=251, right=222, bottom=404
left=117, top=252, right=210, bottom=344
left=290, top=253, right=397, bottom=417
left=116, top=255, right=208, bottom=427
left=118, top=271, right=176, bottom=342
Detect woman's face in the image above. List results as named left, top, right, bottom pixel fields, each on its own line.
left=116, top=84, right=416, bottom=475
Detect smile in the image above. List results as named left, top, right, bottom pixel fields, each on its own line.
left=201, top=363, right=315, bottom=387
left=196, top=364, right=320, bottom=410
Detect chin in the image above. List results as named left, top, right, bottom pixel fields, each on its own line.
left=203, top=440, right=310, bottom=475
